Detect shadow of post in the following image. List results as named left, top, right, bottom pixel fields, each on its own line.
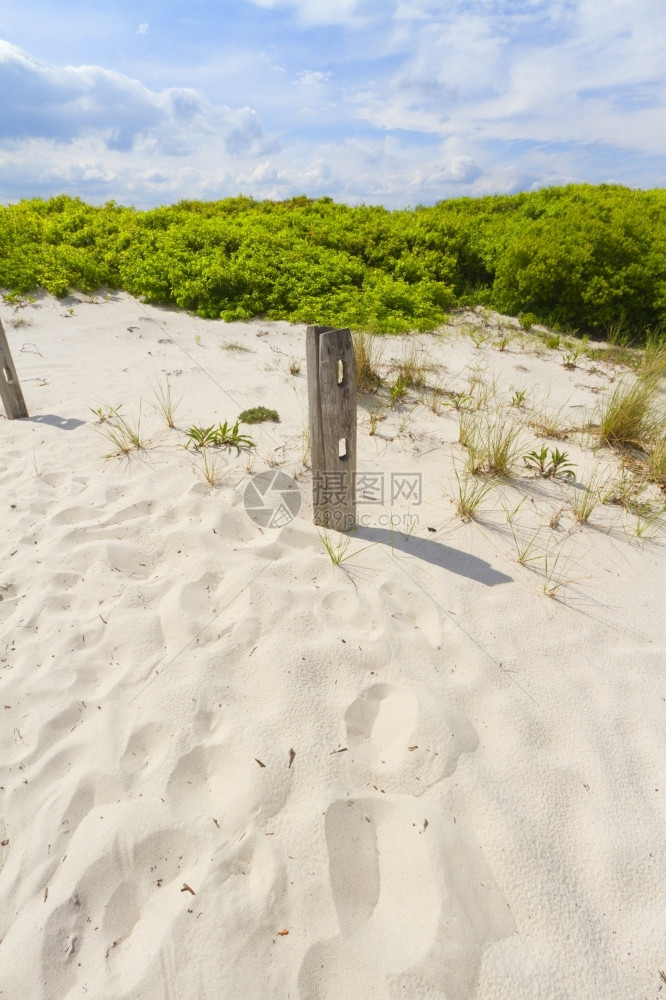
left=353, top=526, right=513, bottom=586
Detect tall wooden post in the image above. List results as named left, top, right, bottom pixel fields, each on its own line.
left=306, top=325, right=357, bottom=532
left=0, top=318, right=28, bottom=419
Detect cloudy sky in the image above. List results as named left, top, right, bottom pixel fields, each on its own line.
left=1, top=0, right=665, bottom=208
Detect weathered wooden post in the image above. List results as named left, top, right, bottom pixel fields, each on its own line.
left=306, top=325, right=357, bottom=532
left=0, top=318, right=28, bottom=419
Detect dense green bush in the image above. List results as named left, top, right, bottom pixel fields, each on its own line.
left=0, top=185, right=664, bottom=342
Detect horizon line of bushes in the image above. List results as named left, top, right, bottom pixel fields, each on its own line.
left=1, top=183, right=665, bottom=344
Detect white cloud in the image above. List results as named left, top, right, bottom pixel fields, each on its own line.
left=137, top=23, right=149, bottom=35
left=0, top=39, right=278, bottom=159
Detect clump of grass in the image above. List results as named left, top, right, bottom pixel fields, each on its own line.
left=485, top=416, right=523, bottom=477
left=194, top=449, right=225, bottom=487
left=96, top=407, right=144, bottom=456
left=451, top=469, right=495, bottom=521
left=289, top=356, right=302, bottom=375
left=353, top=331, right=383, bottom=393
left=148, top=376, right=181, bottom=429
left=221, top=340, right=251, bottom=353
left=510, top=388, right=527, bottom=408
left=318, top=529, right=373, bottom=566
left=429, top=385, right=444, bottom=414
left=647, top=437, right=666, bottom=486
left=541, top=544, right=577, bottom=598
left=494, top=333, right=512, bottom=351
left=389, top=375, right=410, bottom=408
left=639, top=342, right=666, bottom=381
left=596, top=376, right=661, bottom=449
left=392, top=343, right=431, bottom=389
left=569, top=466, right=607, bottom=523
left=239, top=406, right=280, bottom=424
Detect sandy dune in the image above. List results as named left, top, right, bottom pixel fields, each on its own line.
left=0, top=291, right=664, bottom=1000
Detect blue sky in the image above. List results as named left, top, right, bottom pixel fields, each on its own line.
left=1, top=0, right=665, bottom=207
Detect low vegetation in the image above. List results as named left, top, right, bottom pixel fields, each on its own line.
left=2, top=184, right=665, bottom=342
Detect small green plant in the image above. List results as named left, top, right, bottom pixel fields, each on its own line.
left=90, top=403, right=123, bottom=424
left=544, top=333, right=560, bottom=350
left=392, top=343, right=431, bottom=388
left=523, top=446, right=576, bottom=479
left=445, top=390, right=472, bottom=412
left=194, top=334, right=202, bottom=345
left=510, top=388, right=527, bottom=408
left=194, top=448, right=225, bottom=487
left=318, top=529, right=373, bottom=566
left=148, top=376, right=181, bottom=429
left=451, top=469, right=495, bottom=522
left=631, top=508, right=665, bottom=539
left=185, top=421, right=255, bottom=451
left=185, top=425, right=218, bottom=448
left=508, top=523, right=542, bottom=566
left=494, top=333, right=511, bottom=351
left=389, top=375, right=409, bottom=407
left=569, top=466, right=606, bottom=523
left=96, top=408, right=143, bottom=456
left=562, top=346, right=582, bottom=370
left=238, top=406, right=280, bottom=424
left=541, top=544, right=577, bottom=599
left=429, top=386, right=444, bottom=415
left=518, top=312, right=539, bottom=332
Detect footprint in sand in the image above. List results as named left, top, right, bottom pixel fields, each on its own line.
left=343, top=682, right=477, bottom=795
left=166, top=738, right=290, bottom=836
left=299, top=683, right=513, bottom=1000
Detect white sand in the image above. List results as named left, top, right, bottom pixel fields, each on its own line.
left=0, top=292, right=664, bottom=1000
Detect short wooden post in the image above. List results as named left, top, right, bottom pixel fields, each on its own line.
left=306, top=325, right=357, bottom=532
left=0, top=318, right=28, bottom=419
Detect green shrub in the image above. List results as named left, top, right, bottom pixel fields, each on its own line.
left=238, top=406, right=280, bottom=424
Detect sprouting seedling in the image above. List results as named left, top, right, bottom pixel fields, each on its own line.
left=185, top=421, right=255, bottom=452
left=185, top=425, right=218, bottom=449
left=215, top=420, right=255, bottom=451
left=90, top=404, right=123, bottom=424
left=444, top=390, right=472, bottom=412
left=510, top=388, right=527, bottom=408
left=523, top=446, right=576, bottom=479
left=194, top=334, right=202, bottom=346
left=389, top=375, right=409, bottom=407
left=561, top=347, right=582, bottom=370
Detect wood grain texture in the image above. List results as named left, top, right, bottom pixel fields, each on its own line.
left=0, top=318, right=29, bottom=419
left=306, top=325, right=357, bottom=532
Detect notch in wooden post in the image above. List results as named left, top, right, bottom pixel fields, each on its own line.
left=306, top=325, right=357, bottom=532
left=0, top=318, right=29, bottom=419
